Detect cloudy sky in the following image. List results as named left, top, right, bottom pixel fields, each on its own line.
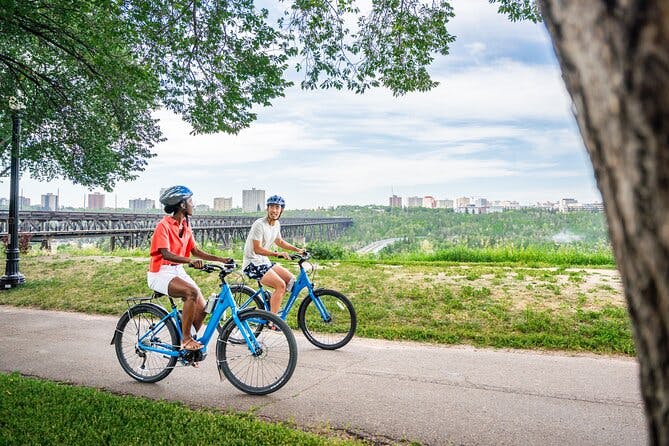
left=12, top=0, right=600, bottom=210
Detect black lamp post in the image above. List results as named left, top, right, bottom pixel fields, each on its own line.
left=1, top=95, right=26, bottom=289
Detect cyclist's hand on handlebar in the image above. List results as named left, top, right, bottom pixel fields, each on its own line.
left=276, top=251, right=291, bottom=260
left=188, top=259, right=204, bottom=269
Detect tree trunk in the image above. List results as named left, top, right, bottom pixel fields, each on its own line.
left=540, top=1, right=669, bottom=443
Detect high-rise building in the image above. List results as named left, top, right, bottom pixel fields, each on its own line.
left=19, top=196, right=30, bottom=208
left=213, top=197, right=233, bottom=211
left=242, top=188, right=265, bottom=212
left=406, top=196, right=422, bottom=208
left=455, top=196, right=471, bottom=208
left=88, top=192, right=105, bottom=210
left=422, top=196, right=436, bottom=208
left=129, top=198, right=155, bottom=211
left=474, top=197, right=489, bottom=208
left=559, top=198, right=578, bottom=213
left=436, top=199, right=453, bottom=209
left=389, top=195, right=402, bottom=208
left=41, top=193, right=59, bottom=211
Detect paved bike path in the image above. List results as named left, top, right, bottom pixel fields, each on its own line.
left=0, top=306, right=646, bottom=445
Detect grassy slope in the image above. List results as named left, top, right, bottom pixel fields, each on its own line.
left=0, top=253, right=633, bottom=355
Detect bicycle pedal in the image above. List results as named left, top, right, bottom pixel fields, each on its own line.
left=181, top=349, right=207, bottom=363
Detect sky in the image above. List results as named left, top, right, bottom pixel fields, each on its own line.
left=9, top=0, right=601, bottom=210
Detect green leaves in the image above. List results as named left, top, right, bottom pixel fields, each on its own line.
left=0, top=1, right=537, bottom=189
left=0, top=0, right=162, bottom=189
left=488, top=0, right=542, bottom=23
left=284, top=0, right=455, bottom=95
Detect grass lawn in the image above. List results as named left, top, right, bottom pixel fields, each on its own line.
left=0, top=372, right=366, bottom=446
left=0, top=252, right=634, bottom=355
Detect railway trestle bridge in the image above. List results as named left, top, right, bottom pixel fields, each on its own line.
left=0, top=211, right=353, bottom=250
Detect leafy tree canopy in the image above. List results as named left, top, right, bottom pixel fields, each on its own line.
left=0, top=0, right=535, bottom=190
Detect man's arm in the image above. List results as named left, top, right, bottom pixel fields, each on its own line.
left=253, top=239, right=291, bottom=259
left=275, top=238, right=305, bottom=254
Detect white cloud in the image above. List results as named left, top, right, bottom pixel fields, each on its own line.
left=465, top=42, right=487, bottom=59
left=150, top=110, right=340, bottom=168
left=280, top=151, right=516, bottom=194
left=448, top=0, right=550, bottom=46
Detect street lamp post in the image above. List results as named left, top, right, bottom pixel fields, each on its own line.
left=1, top=95, right=26, bottom=289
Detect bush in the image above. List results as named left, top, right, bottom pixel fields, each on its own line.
left=1, top=233, right=32, bottom=254
left=307, top=241, right=347, bottom=260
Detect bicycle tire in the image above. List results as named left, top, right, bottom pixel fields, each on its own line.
left=216, top=309, right=297, bottom=395
left=114, top=303, right=179, bottom=383
left=218, top=284, right=266, bottom=343
left=297, top=289, right=356, bottom=350
left=228, top=284, right=265, bottom=310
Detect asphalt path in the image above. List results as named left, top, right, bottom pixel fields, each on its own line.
left=0, top=305, right=646, bottom=445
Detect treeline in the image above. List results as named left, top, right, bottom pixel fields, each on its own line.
left=286, top=206, right=614, bottom=266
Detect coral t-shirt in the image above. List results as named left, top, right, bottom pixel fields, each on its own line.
left=149, top=216, right=195, bottom=273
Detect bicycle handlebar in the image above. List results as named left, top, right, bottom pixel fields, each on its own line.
left=290, top=251, right=311, bottom=262
left=200, top=262, right=237, bottom=274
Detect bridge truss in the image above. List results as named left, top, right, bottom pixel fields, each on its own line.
left=0, top=211, right=353, bottom=250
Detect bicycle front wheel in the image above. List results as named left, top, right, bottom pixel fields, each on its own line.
left=113, top=304, right=178, bottom=383
left=216, top=309, right=297, bottom=395
left=297, top=289, right=356, bottom=350
left=219, top=284, right=266, bottom=343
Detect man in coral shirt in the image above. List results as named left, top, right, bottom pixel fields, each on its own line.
left=147, top=185, right=231, bottom=351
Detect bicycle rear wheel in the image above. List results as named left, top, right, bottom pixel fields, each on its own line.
left=216, top=309, right=297, bottom=395
left=113, top=303, right=178, bottom=383
left=229, top=284, right=265, bottom=310
left=297, top=289, right=356, bottom=350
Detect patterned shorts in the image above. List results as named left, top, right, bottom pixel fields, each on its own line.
left=243, top=262, right=275, bottom=280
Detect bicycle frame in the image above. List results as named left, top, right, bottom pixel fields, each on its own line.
left=239, top=262, right=331, bottom=322
left=137, top=282, right=262, bottom=358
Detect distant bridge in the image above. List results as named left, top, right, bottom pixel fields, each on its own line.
left=0, top=211, right=353, bottom=250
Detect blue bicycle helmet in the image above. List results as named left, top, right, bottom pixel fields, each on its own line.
left=159, top=185, right=193, bottom=206
left=266, top=195, right=285, bottom=208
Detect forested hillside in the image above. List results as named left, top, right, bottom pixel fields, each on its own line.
left=286, top=206, right=612, bottom=265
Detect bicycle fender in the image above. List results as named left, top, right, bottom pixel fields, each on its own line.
left=110, top=302, right=168, bottom=345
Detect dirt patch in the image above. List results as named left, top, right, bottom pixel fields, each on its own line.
left=378, top=264, right=626, bottom=312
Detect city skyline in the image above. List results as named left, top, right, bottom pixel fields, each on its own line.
left=4, top=0, right=601, bottom=210
left=5, top=188, right=600, bottom=211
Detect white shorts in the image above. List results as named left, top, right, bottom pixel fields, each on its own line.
left=147, top=264, right=201, bottom=296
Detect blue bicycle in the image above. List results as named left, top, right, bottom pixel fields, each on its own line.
left=111, top=262, right=297, bottom=395
left=228, top=252, right=356, bottom=350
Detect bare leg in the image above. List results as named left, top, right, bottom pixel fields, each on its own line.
left=271, top=264, right=295, bottom=293
left=260, top=269, right=288, bottom=314
left=168, top=277, right=205, bottom=348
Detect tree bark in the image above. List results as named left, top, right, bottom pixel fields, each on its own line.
left=540, top=1, right=669, bottom=443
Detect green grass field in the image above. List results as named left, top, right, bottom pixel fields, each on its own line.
left=0, top=252, right=633, bottom=355
left=0, top=372, right=366, bottom=446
